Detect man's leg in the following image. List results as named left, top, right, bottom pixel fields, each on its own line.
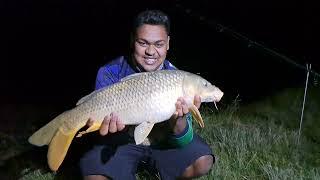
left=151, top=134, right=214, bottom=180
left=80, top=144, right=147, bottom=180
left=84, top=175, right=109, bottom=180
left=179, top=155, right=214, bottom=179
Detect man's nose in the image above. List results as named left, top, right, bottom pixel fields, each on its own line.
left=145, top=45, right=156, bottom=55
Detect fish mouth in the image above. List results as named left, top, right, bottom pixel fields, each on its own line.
left=202, top=96, right=222, bottom=103
left=202, top=92, right=224, bottom=110
left=202, top=97, right=220, bottom=110
left=202, top=88, right=224, bottom=103
left=212, top=90, right=224, bottom=102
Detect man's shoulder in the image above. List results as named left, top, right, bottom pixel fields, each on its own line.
left=102, top=56, right=128, bottom=70
left=99, top=56, right=133, bottom=75
left=164, top=59, right=177, bottom=70
left=95, top=56, right=131, bottom=89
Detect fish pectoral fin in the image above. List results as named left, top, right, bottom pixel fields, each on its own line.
left=189, top=104, right=205, bottom=128
left=134, top=121, right=155, bottom=145
left=76, top=122, right=101, bottom=137
left=47, top=127, right=78, bottom=171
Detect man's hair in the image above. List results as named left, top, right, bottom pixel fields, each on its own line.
left=133, top=10, right=170, bottom=35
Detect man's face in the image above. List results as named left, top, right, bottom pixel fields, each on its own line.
left=133, top=24, right=170, bottom=72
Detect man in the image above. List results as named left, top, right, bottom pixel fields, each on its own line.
left=80, top=9, right=214, bottom=180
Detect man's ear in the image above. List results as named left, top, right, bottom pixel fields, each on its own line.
left=167, top=36, right=170, bottom=50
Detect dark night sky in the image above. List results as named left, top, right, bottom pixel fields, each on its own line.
left=1, top=0, right=319, bottom=106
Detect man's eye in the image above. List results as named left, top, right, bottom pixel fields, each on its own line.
left=138, top=41, right=147, bottom=46
left=155, top=43, right=164, bottom=48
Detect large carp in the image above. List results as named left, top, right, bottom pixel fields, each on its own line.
left=28, top=70, right=224, bottom=171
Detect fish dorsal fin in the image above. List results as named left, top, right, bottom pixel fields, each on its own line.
left=76, top=88, right=106, bottom=106
left=120, top=72, right=147, bottom=82
left=134, top=121, right=155, bottom=145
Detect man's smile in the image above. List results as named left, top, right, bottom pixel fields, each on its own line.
left=144, top=57, right=157, bottom=65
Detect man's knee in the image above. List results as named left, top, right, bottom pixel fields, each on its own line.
left=194, top=155, right=214, bottom=175
left=84, top=175, right=109, bottom=180
left=181, top=155, right=214, bottom=178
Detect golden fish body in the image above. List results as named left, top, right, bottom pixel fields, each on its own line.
left=28, top=70, right=224, bottom=171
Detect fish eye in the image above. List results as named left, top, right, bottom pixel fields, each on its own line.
left=203, top=81, right=208, bottom=87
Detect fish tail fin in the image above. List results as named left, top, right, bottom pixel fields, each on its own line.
left=28, top=109, right=84, bottom=171
left=47, top=127, right=79, bottom=171
left=28, top=110, right=71, bottom=147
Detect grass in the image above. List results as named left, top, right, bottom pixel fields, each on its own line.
left=1, top=87, right=319, bottom=179
left=196, top=108, right=319, bottom=179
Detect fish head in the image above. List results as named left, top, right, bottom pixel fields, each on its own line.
left=183, top=72, right=224, bottom=104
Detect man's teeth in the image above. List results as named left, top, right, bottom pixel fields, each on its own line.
left=145, top=58, right=156, bottom=64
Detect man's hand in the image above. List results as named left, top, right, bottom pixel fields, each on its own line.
left=172, top=95, right=201, bottom=119
left=86, top=112, right=125, bottom=136
left=169, top=95, right=201, bottom=134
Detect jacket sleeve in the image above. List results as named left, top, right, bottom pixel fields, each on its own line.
left=95, top=65, right=119, bottom=90
left=168, top=113, right=194, bottom=148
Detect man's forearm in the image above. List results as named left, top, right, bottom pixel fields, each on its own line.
left=172, top=115, right=187, bottom=135
left=169, top=113, right=194, bottom=148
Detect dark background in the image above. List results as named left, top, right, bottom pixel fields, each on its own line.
left=1, top=0, right=319, bottom=106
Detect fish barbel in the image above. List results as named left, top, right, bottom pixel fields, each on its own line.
left=28, top=70, right=224, bottom=171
